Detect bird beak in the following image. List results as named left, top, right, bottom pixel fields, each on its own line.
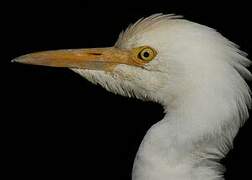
left=12, top=47, right=138, bottom=71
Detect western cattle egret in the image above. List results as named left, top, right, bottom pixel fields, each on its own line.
left=13, top=14, right=251, bottom=180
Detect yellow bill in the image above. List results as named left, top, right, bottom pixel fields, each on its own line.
left=12, top=47, right=152, bottom=71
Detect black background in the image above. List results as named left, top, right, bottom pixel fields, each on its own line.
left=4, top=0, right=251, bottom=179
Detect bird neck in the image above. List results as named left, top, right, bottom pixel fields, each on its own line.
left=132, top=92, right=240, bottom=180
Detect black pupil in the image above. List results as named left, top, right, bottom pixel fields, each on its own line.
left=143, top=51, right=150, bottom=58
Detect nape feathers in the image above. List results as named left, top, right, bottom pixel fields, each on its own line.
left=72, top=14, right=251, bottom=180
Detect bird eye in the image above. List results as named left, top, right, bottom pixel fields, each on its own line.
left=137, top=46, right=157, bottom=61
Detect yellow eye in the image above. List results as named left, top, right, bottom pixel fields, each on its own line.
left=137, top=46, right=157, bottom=61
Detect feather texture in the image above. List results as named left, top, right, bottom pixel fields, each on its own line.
left=115, top=13, right=182, bottom=48
left=72, top=14, right=251, bottom=180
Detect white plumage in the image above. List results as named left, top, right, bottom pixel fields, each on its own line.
left=73, top=14, right=251, bottom=180
left=14, top=14, right=251, bottom=180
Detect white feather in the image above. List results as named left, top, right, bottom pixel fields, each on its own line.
left=72, top=14, right=251, bottom=180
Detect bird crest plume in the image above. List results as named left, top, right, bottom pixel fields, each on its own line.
left=115, top=13, right=182, bottom=48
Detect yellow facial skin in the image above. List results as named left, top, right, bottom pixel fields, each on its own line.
left=13, top=46, right=157, bottom=72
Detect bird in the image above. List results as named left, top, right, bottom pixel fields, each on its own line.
left=13, top=14, right=251, bottom=180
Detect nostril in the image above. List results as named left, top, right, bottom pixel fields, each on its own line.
left=87, top=52, right=102, bottom=56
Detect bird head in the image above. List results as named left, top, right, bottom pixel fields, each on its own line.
left=13, top=14, right=251, bottom=109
